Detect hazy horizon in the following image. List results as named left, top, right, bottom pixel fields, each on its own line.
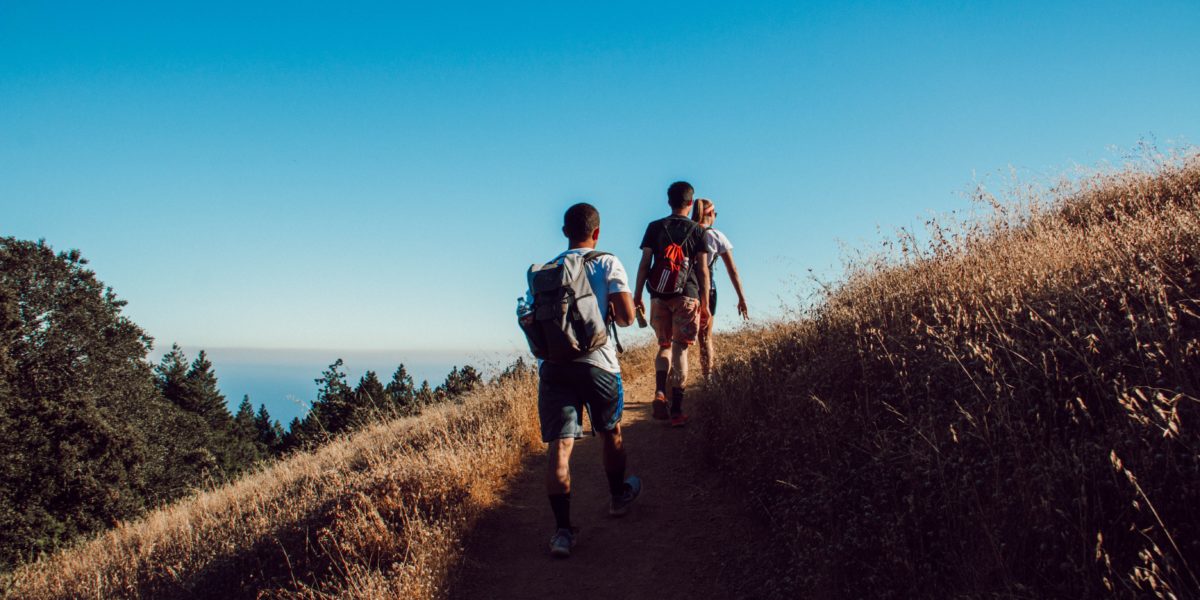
left=151, top=345, right=532, bottom=424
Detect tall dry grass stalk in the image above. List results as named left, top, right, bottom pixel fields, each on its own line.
left=697, top=151, right=1200, bottom=598
left=3, top=368, right=544, bottom=599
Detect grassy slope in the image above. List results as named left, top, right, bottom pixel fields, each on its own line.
left=3, top=346, right=659, bottom=600
left=4, top=369, right=547, bottom=599
left=7, top=155, right=1200, bottom=599
left=694, top=154, right=1200, bottom=598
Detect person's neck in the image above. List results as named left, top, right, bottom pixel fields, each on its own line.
left=568, top=240, right=596, bottom=251
left=670, top=208, right=690, bottom=217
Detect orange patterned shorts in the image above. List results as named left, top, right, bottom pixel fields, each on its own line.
left=650, top=296, right=700, bottom=348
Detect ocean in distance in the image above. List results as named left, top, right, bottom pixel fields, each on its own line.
left=158, top=347, right=524, bottom=425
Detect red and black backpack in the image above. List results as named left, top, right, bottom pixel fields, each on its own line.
left=647, top=220, right=700, bottom=295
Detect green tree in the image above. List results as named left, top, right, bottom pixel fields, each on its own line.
left=155, top=346, right=241, bottom=477
left=184, top=351, right=233, bottom=430
left=270, top=421, right=286, bottom=450
left=437, top=365, right=483, bottom=400
left=0, top=238, right=200, bottom=569
left=415, top=379, right=435, bottom=406
left=234, top=396, right=257, bottom=439
left=353, top=370, right=387, bottom=422
left=495, top=357, right=532, bottom=384
left=457, top=365, right=482, bottom=394
left=254, top=404, right=284, bottom=456
left=387, top=364, right=417, bottom=416
left=281, top=416, right=307, bottom=452
left=155, top=344, right=190, bottom=406
left=228, top=395, right=263, bottom=469
left=0, top=259, right=24, bottom=567
left=310, top=359, right=353, bottom=436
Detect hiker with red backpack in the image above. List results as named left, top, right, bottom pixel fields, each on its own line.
left=517, top=202, right=642, bottom=558
left=691, top=197, right=750, bottom=379
left=633, top=181, right=710, bottom=427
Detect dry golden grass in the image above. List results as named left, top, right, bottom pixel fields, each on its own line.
left=3, top=368, right=545, bottom=599
left=7, top=152, right=1199, bottom=599
left=3, top=351, right=658, bottom=600
left=695, top=151, right=1200, bottom=598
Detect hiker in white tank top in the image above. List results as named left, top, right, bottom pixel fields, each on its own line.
left=691, top=198, right=749, bottom=379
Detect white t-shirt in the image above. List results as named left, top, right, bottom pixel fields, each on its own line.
left=704, top=228, right=733, bottom=270
left=525, top=248, right=631, bottom=374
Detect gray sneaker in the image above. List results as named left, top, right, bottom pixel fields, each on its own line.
left=548, top=527, right=577, bottom=558
left=609, top=475, right=642, bottom=517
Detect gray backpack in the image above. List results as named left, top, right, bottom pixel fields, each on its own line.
left=518, top=251, right=612, bottom=362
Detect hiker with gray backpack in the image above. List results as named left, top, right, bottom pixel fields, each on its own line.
left=517, top=202, right=642, bottom=558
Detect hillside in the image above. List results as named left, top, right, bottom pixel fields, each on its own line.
left=6, top=152, right=1200, bottom=599
left=3, top=364, right=546, bottom=599
left=692, top=152, right=1200, bottom=598
left=0, top=237, right=481, bottom=573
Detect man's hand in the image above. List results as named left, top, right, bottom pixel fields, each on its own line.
left=737, top=298, right=749, bottom=320
left=699, top=301, right=711, bottom=326
left=609, top=291, right=636, bottom=327
left=634, top=247, right=652, bottom=313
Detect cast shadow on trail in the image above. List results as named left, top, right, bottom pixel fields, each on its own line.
left=446, top=387, right=770, bottom=600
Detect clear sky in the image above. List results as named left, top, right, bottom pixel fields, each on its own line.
left=3, top=1, right=1198, bottom=356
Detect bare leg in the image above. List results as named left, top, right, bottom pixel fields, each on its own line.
left=547, top=438, right=575, bottom=494
left=699, top=316, right=715, bottom=378
left=651, top=299, right=672, bottom=396
left=546, top=437, right=576, bottom=531
left=599, top=424, right=626, bottom=496
left=669, top=341, right=689, bottom=390
left=654, top=344, right=672, bottom=410
left=655, top=345, right=671, bottom=383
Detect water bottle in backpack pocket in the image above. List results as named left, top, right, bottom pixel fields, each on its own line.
left=518, top=251, right=610, bottom=362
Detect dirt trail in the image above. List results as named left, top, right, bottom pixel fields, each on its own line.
left=448, top=375, right=765, bottom=599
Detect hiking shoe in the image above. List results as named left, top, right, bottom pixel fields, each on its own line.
left=548, top=527, right=578, bottom=558
left=669, top=413, right=690, bottom=428
left=651, top=391, right=669, bottom=420
left=609, top=475, right=642, bottom=517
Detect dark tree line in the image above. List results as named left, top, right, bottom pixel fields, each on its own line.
left=152, top=344, right=285, bottom=481
left=280, top=360, right=483, bottom=450
left=0, top=238, right=483, bottom=571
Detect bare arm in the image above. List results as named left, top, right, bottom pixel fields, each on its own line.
left=608, top=291, right=635, bottom=327
left=720, top=250, right=749, bottom=319
left=696, top=251, right=710, bottom=315
left=634, top=248, right=652, bottom=309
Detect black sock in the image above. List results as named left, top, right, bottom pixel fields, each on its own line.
left=655, top=370, right=668, bottom=395
left=606, top=469, right=626, bottom=497
left=549, top=493, right=571, bottom=529
left=670, top=387, right=684, bottom=415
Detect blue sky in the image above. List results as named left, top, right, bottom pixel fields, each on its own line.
left=3, top=1, right=1198, bottom=357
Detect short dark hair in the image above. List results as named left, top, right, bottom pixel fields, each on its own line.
left=667, top=181, right=694, bottom=209
left=563, top=202, right=600, bottom=242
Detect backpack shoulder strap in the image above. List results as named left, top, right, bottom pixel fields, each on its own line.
left=660, top=220, right=677, bottom=247
left=583, top=250, right=623, bottom=352
left=685, top=220, right=704, bottom=252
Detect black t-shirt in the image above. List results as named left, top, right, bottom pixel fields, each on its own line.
left=640, top=215, right=707, bottom=299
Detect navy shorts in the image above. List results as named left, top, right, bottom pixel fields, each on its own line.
left=538, top=361, right=624, bottom=442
